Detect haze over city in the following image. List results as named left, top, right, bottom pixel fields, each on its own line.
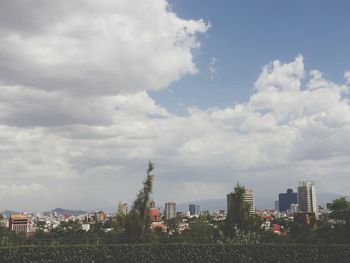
left=0, top=0, right=350, bottom=212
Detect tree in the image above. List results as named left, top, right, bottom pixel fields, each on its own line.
left=329, top=197, right=350, bottom=243
left=182, top=220, right=215, bottom=242
left=165, top=217, right=181, bottom=236
left=123, top=161, right=154, bottom=240
left=330, top=197, right=350, bottom=223
left=226, top=183, right=251, bottom=236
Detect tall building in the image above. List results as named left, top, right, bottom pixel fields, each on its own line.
left=117, top=203, right=128, bottom=216
left=274, top=201, right=279, bottom=211
left=227, top=188, right=255, bottom=215
left=297, top=181, right=318, bottom=216
left=164, top=202, right=176, bottom=220
left=9, top=214, right=28, bottom=233
left=189, top=204, right=200, bottom=216
left=290, top=203, right=299, bottom=213
left=122, top=203, right=128, bottom=216
left=94, top=211, right=107, bottom=222
left=278, top=188, right=298, bottom=212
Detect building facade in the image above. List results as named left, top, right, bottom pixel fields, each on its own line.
left=164, top=202, right=176, bottom=220
left=278, top=188, right=298, bottom=212
left=227, top=188, right=255, bottom=215
left=9, top=214, right=28, bottom=233
left=148, top=208, right=161, bottom=222
left=297, top=181, right=318, bottom=216
left=189, top=204, right=200, bottom=216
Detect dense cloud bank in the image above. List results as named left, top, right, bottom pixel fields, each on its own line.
left=0, top=0, right=349, bottom=210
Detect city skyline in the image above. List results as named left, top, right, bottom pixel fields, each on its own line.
left=0, top=0, right=350, bottom=211
left=0, top=180, right=337, bottom=214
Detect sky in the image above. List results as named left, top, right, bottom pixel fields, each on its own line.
left=0, top=0, right=349, bottom=212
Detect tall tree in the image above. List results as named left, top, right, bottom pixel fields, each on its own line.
left=329, top=197, right=350, bottom=243
left=226, top=183, right=251, bottom=237
left=124, top=161, right=154, bottom=240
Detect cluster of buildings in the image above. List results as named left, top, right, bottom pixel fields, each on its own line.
left=0, top=180, right=334, bottom=236
left=275, top=181, right=319, bottom=216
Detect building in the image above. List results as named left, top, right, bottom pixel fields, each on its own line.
left=297, top=181, right=318, bottom=216
left=274, top=201, right=279, bottom=211
left=243, top=189, right=255, bottom=214
left=189, top=204, right=200, bottom=216
left=148, top=208, right=161, bottom=222
left=290, top=203, right=299, bottom=213
left=294, top=213, right=316, bottom=225
left=164, top=202, right=176, bottom=220
left=9, top=214, right=28, bottom=233
left=151, top=200, right=155, bottom=209
left=117, top=203, right=128, bottom=216
left=94, top=211, right=107, bottom=222
left=122, top=203, right=128, bottom=216
left=227, top=188, right=255, bottom=215
left=278, top=188, right=298, bottom=212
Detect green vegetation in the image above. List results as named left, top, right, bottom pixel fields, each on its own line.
left=123, top=161, right=154, bottom=240
left=0, top=244, right=350, bottom=263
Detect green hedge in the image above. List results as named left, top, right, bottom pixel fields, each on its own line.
left=0, top=244, right=349, bottom=263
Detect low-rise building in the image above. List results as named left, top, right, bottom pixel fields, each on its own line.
left=9, top=214, right=28, bottom=233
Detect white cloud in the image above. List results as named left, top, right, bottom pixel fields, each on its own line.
left=0, top=183, right=46, bottom=197
left=345, top=71, right=350, bottom=84
left=0, top=0, right=208, bottom=95
left=0, top=1, right=349, bottom=210
left=2, top=53, right=350, bottom=209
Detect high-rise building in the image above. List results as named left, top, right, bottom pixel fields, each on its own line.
left=227, top=188, right=255, bottom=215
left=279, top=188, right=298, bottom=212
left=274, top=201, right=279, bottom=211
left=297, top=181, right=318, bottom=216
left=164, top=202, right=176, bottom=220
left=122, top=203, right=128, bottom=215
left=290, top=203, right=299, bottom=213
left=189, top=204, right=200, bottom=216
left=94, top=211, right=107, bottom=222
left=117, top=203, right=128, bottom=216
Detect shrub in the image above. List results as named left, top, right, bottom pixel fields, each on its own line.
left=0, top=244, right=349, bottom=263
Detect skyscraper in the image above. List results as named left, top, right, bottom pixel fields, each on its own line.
left=164, top=202, right=176, bottom=220
left=297, top=181, right=318, bottom=216
left=227, top=188, right=255, bottom=215
left=189, top=203, right=200, bottom=216
left=275, top=200, right=279, bottom=211
left=278, top=188, right=298, bottom=212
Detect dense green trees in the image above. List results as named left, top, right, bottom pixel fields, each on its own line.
left=329, top=197, right=350, bottom=243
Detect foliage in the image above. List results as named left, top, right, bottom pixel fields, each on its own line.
left=0, top=244, right=350, bottom=263
left=329, top=197, right=350, bottom=243
left=226, top=183, right=258, bottom=237
left=181, top=220, right=215, bottom=243
left=123, top=161, right=154, bottom=240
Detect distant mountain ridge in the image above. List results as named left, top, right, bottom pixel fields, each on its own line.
left=0, top=210, right=19, bottom=217
left=49, top=208, right=88, bottom=215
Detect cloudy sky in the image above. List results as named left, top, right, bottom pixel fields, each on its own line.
left=0, top=0, right=350, bottom=212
